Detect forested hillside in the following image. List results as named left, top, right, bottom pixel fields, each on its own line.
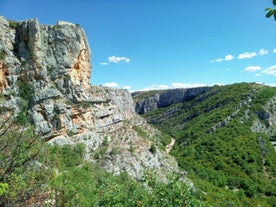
left=134, top=83, right=276, bottom=206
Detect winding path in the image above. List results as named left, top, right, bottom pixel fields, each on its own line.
left=166, top=138, right=176, bottom=154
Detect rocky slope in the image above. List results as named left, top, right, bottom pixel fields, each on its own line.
left=133, top=87, right=210, bottom=114
left=0, top=16, right=178, bottom=180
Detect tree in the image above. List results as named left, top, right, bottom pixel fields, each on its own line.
left=265, top=0, right=276, bottom=20
left=0, top=114, right=49, bottom=206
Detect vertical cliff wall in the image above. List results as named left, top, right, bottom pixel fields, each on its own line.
left=132, top=87, right=210, bottom=114
left=0, top=17, right=178, bottom=180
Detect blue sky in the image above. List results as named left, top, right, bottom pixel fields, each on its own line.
left=1, top=0, right=275, bottom=91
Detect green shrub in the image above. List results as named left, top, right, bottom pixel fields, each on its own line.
left=0, top=124, right=49, bottom=206
left=48, top=143, right=205, bottom=207
left=8, top=20, right=18, bottom=29
left=0, top=51, right=6, bottom=61
left=0, top=183, right=8, bottom=196
left=49, top=144, right=85, bottom=169
left=64, top=74, right=71, bottom=81
left=149, top=144, right=157, bottom=154
left=102, top=136, right=108, bottom=146
left=110, top=147, right=120, bottom=156
left=133, top=125, right=147, bottom=138
left=129, top=144, right=135, bottom=154
left=17, top=80, right=33, bottom=100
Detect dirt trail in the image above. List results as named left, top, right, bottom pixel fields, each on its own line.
left=166, top=138, right=176, bottom=154
left=263, top=158, right=269, bottom=178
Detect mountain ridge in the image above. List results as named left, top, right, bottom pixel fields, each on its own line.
left=133, top=83, right=276, bottom=206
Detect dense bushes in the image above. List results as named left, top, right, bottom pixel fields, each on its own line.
left=0, top=121, right=49, bottom=206
left=49, top=144, right=205, bottom=207
left=0, top=127, right=205, bottom=207
left=142, top=83, right=276, bottom=206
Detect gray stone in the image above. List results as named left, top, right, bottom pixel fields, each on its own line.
left=36, top=121, right=52, bottom=135
left=33, top=87, right=62, bottom=103
left=133, top=87, right=210, bottom=114
left=48, top=135, right=75, bottom=146
left=0, top=16, right=180, bottom=182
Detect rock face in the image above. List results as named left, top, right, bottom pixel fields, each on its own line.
left=133, top=87, right=210, bottom=114
left=0, top=16, right=178, bottom=180
left=251, top=95, right=276, bottom=149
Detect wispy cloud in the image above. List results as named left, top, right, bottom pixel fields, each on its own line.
left=273, top=48, right=276, bottom=53
left=171, top=82, right=207, bottom=88
left=102, top=82, right=132, bottom=91
left=237, top=52, right=257, bottom=59
left=244, top=66, right=262, bottom=72
left=211, top=48, right=271, bottom=63
left=140, top=82, right=208, bottom=91
left=108, top=56, right=130, bottom=63
left=100, top=55, right=131, bottom=66
left=103, top=82, right=119, bottom=87
left=258, top=49, right=269, bottom=56
left=261, top=65, right=276, bottom=76
left=100, top=62, right=109, bottom=66
left=210, top=58, right=224, bottom=63
left=210, top=54, right=234, bottom=63
left=123, top=85, right=131, bottom=90
left=141, top=84, right=170, bottom=91
left=267, top=83, right=276, bottom=87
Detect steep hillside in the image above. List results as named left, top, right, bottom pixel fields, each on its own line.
left=0, top=16, right=212, bottom=206
left=0, top=16, right=179, bottom=181
left=133, top=83, right=276, bottom=206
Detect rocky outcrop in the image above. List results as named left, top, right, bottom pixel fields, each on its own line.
left=251, top=95, right=276, bottom=150
left=209, top=89, right=255, bottom=133
left=0, top=16, right=179, bottom=180
left=133, top=87, right=210, bottom=114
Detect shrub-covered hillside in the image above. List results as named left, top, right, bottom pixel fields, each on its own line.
left=134, top=83, right=276, bottom=207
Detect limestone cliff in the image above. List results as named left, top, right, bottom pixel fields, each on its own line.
left=0, top=17, right=178, bottom=180
left=251, top=95, right=276, bottom=149
left=132, top=87, right=210, bottom=114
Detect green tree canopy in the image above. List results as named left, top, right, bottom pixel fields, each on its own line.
left=265, top=0, right=276, bottom=20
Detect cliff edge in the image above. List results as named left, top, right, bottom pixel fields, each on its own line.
left=0, top=17, right=178, bottom=180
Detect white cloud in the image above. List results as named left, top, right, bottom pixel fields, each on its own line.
left=238, top=52, right=257, bottom=59
left=258, top=49, right=269, bottom=56
left=103, top=82, right=119, bottom=88
left=171, top=82, right=207, bottom=88
left=225, top=54, right=234, bottom=61
left=108, top=56, right=130, bottom=63
left=210, top=55, right=234, bottom=63
left=140, top=82, right=209, bottom=91
left=140, top=84, right=170, bottom=91
left=123, top=85, right=131, bottom=90
left=266, top=83, right=276, bottom=87
left=101, top=83, right=132, bottom=90
left=255, top=73, right=262, bottom=77
left=100, top=62, right=109, bottom=66
left=210, top=58, right=223, bottom=63
left=273, top=48, right=276, bottom=53
left=211, top=48, right=271, bottom=63
left=244, top=66, right=262, bottom=72
left=261, top=65, right=276, bottom=76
